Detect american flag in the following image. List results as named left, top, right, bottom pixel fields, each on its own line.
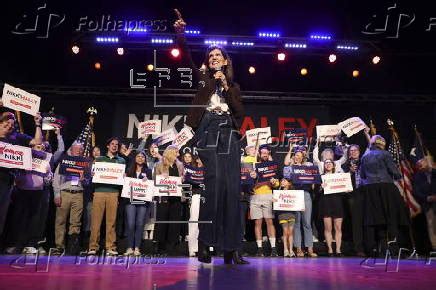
left=73, top=123, right=93, bottom=157
left=388, top=126, right=421, bottom=217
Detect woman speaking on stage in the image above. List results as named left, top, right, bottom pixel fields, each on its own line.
left=174, top=9, right=248, bottom=265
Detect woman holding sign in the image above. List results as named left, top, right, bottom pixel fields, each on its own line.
left=153, top=145, right=184, bottom=254
left=123, top=151, right=152, bottom=256
left=174, top=9, right=247, bottom=265
left=288, top=149, right=318, bottom=257
left=319, top=160, right=345, bottom=257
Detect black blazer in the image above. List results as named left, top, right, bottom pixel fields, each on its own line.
left=176, top=35, right=244, bottom=130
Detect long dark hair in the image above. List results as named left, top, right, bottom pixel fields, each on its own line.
left=203, top=45, right=234, bottom=84
left=126, top=150, right=148, bottom=178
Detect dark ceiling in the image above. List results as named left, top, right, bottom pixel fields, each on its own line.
left=2, top=0, right=436, bottom=94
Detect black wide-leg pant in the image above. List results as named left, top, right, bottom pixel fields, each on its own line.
left=195, top=111, right=242, bottom=251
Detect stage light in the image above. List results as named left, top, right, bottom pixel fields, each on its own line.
left=353, top=70, right=360, bottom=77
left=96, top=37, right=119, bottom=43
left=310, top=34, right=332, bottom=40
left=329, top=54, right=337, bottom=63
left=171, top=48, right=180, bottom=58
left=337, top=45, right=359, bottom=51
left=285, top=43, right=307, bottom=49
left=248, top=66, right=256, bottom=74
left=151, top=38, right=174, bottom=44
left=94, top=62, right=101, bottom=70
left=185, top=30, right=201, bottom=35
left=72, top=45, right=80, bottom=54
left=125, top=27, right=147, bottom=33
left=258, top=32, right=281, bottom=38
left=232, top=41, right=254, bottom=47
left=372, top=56, right=381, bottom=64
left=117, top=47, right=124, bottom=55
left=147, top=64, right=154, bottom=71
left=277, top=53, right=286, bottom=61
left=300, top=68, right=308, bottom=76
left=204, top=39, right=227, bottom=46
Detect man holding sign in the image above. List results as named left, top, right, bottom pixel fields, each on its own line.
left=251, top=145, right=280, bottom=257
left=52, top=142, right=91, bottom=255
left=88, top=137, right=126, bottom=256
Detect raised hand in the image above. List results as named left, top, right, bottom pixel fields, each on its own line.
left=173, top=9, right=186, bottom=34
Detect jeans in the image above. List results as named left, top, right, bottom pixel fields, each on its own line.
left=196, top=111, right=242, bottom=251
left=125, top=203, right=148, bottom=249
left=293, top=191, right=314, bottom=248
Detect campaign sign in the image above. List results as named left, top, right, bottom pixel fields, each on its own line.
left=92, top=162, right=126, bottom=185
left=255, top=161, right=279, bottom=184
left=32, top=150, right=52, bottom=174
left=172, top=127, right=194, bottom=149
left=316, top=125, right=341, bottom=138
left=59, top=155, right=91, bottom=177
left=286, top=165, right=321, bottom=184
left=154, top=175, right=182, bottom=197
left=273, top=190, right=305, bottom=211
left=121, top=177, right=154, bottom=201
left=241, top=162, right=255, bottom=185
left=0, top=141, right=32, bottom=170
left=322, top=173, right=353, bottom=194
left=338, top=117, right=367, bottom=138
left=138, top=120, right=162, bottom=139
left=246, top=127, right=272, bottom=147
left=1, top=83, right=41, bottom=116
left=154, top=128, right=178, bottom=146
left=283, top=128, right=307, bottom=145
left=42, top=114, right=67, bottom=130
left=184, top=165, right=204, bottom=185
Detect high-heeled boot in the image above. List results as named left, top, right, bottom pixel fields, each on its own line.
left=224, top=250, right=250, bottom=265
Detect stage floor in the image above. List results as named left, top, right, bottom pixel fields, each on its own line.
left=0, top=255, right=435, bottom=290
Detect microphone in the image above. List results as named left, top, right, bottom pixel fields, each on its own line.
left=212, top=65, right=223, bottom=87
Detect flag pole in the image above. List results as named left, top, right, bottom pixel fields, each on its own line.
left=387, top=119, right=419, bottom=258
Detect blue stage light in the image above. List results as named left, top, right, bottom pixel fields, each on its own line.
left=285, top=43, right=307, bottom=48
left=336, top=45, right=359, bottom=50
left=96, top=37, right=119, bottom=43
left=258, top=32, right=281, bottom=38
left=204, top=40, right=227, bottom=46
left=310, top=34, right=332, bottom=40
left=231, top=41, right=254, bottom=46
left=151, top=38, right=174, bottom=44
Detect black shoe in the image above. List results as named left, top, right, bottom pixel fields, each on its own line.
left=198, top=241, right=211, bottom=264
left=270, top=247, right=278, bottom=257
left=328, top=252, right=334, bottom=257
left=224, top=251, right=250, bottom=265
left=67, top=234, right=80, bottom=255
left=335, top=252, right=343, bottom=257
left=52, top=248, right=65, bottom=256
left=256, top=247, right=264, bottom=257
left=355, top=251, right=366, bottom=258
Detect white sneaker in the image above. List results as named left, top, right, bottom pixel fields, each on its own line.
left=87, top=249, right=97, bottom=255
left=134, top=248, right=141, bottom=256
left=38, top=247, right=47, bottom=255
left=283, top=251, right=290, bottom=258
left=106, top=249, right=118, bottom=256
left=22, top=247, right=38, bottom=254
left=124, top=248, right=134, bottom=256
left=189, top=252, right=197, bottom=257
